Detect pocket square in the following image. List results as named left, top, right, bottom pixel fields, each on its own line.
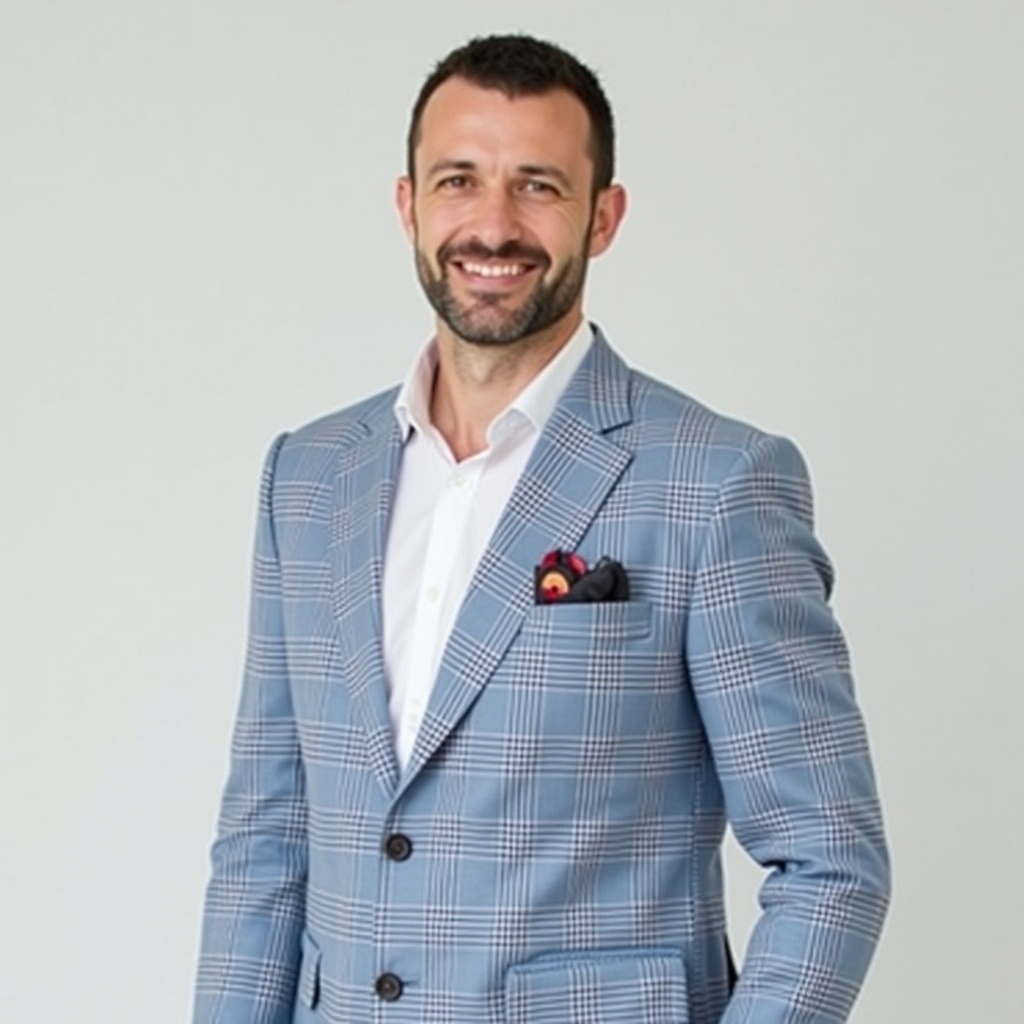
left=534, top=550, right=630, bottom=604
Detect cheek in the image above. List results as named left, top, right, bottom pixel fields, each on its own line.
left=525, top=209, right=590, bottom=256
left=416, top=198, right=465, bottom=236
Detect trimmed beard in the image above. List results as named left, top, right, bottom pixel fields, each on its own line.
left=414, top=237, right=589, bottom=346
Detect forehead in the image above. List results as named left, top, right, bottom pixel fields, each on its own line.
left=414, top=77, right=593, bottom=176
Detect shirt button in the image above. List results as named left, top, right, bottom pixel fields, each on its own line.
left=375, top=973, right=403, bottom=1002
left=425, top=585, right=439, bottom=603
left=452, top=472, right=468, bottom=488
left=383, top=833, right=413, bottom=862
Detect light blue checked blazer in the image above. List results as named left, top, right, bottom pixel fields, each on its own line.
left=194, top=330, right=890, bottom=1024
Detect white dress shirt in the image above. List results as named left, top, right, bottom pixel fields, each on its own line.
left=382, top=320, right=593, bottom=770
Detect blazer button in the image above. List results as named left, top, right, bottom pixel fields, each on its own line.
left=383, top=833, right=413, bottom=862
left=375, top=972, right=403, bottom=1002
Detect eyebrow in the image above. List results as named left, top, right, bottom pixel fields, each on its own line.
left=423, top=159, right=477, bottom=179
left=422, top=159, right=574, bottom=191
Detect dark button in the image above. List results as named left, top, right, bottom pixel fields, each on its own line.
left=383, top=833, right=413, bottom=862
left=375, top=972, right=403, bottom=1002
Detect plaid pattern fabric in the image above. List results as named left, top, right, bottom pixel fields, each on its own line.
left=194, top=331, right=890, bottom=1023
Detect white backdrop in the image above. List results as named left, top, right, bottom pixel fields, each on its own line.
left=2, top=2, right=1021, bottom=1020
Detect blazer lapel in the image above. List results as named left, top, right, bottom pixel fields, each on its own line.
left=329, top=406, right=403, bottom=798
left=397, top=333, right=634, bottom=793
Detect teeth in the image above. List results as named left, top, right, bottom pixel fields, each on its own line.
left=461, top=261, right=527, bottom=278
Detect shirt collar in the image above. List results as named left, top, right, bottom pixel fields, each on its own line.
left=393, top=319, right=594, bottom=445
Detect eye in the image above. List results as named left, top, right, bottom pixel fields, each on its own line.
left=520, top=179, right=558, bottom=196
left=437, top=174, right=471, bottom=191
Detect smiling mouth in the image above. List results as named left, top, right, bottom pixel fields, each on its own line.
left=458, top=259, right=530, bottom=278
left=454, top=258, right=535, bottom=278
left=449, top=259, right=542, bottom=291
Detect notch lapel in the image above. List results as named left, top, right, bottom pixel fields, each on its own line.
left=328, top=412, right=403, bottom=799
left=397, top=333, right=634, bottom=793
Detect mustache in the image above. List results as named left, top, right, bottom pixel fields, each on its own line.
left=437, top=240, right=550, bottom=267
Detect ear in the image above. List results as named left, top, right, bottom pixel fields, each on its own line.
left=395, top=176, right=416, bottom=243
left=587, top=183, right=628, bottom=258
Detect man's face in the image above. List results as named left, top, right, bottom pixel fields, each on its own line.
left=397, top=78, right=624, bottom=347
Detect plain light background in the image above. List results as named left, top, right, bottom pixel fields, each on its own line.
left=2, top=2, right=1021, bottom=1020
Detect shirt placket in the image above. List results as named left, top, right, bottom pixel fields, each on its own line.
left=396, top=456, right=485, bottom=767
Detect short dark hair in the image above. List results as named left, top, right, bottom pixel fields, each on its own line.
left=407, top=34, right=615, bottom=193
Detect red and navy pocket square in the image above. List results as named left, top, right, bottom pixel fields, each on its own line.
left=534, top=549, right=630, bottom=604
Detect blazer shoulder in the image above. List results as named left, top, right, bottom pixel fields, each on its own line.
left=619, top=366, right=814, bottom=500
left=270, top=385, right=399, bottom=483
left=626, top=368, right=775, bottom=455
left=619, top=368, right=814, bottom=522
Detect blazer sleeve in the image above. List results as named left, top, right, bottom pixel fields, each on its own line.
left=193, top=433, right=307, bottom=1024
left=686, top=433, right=891, bottom=1023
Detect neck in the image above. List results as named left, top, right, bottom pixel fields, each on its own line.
left=430, top=311, right=582, bottom=462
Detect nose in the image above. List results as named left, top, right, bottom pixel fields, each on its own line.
left=469, top=185, right=522, bottom=251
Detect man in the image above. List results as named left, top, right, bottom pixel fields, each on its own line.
left=194, top=35, right=890, bottom=1024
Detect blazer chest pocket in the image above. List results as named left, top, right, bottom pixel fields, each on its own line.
left=520, top=600, right=653, bottom=645
left=505, top=947, right=688, bottom=1023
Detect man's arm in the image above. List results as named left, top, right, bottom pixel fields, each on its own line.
left=193, top=434, right=308, bottom=1024
left=687, top=433, right=891, bottom=1023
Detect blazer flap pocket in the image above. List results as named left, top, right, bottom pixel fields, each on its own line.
left=298, top=929, right=322, bottom=1009
left=505, top=947, right=688, bottom=1023
left=521, top=600, right=653, bottom=642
